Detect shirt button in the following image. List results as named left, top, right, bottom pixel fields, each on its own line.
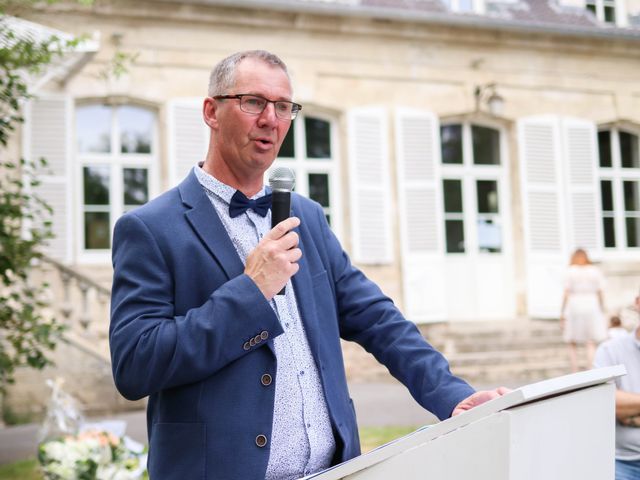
left=255, top=434, right=268, bottom=448
left=299, top=370, right=305, bottom=376
left=261, top=373, right=272, bottom=386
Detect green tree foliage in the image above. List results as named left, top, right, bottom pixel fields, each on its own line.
left=0, top=7, right=77, bottom=387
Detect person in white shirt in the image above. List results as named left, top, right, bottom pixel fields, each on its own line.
left=594, top=294, right=640, bottom=480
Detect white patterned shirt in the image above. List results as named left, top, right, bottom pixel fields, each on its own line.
left=194, top=166, right=336, bottom=479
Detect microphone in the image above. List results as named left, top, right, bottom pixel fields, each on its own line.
left=268, top=166, right=296, bottom=295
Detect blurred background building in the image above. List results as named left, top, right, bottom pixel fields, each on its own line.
left=5, top=0, right=640, bottom=413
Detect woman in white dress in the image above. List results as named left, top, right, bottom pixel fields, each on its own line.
left=560, top=248, right=607, bottom=372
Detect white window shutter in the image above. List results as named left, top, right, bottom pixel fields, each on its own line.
left=347, top=106, right=393, bottom=264
left=167, top=98, right=208, bottom=188
left=518, top=116, right=567, bottom=318
left=23, top=95, right=72, bottom=263
left=395, top=107, right=445, bottom=322
left=561, top=117, right=602, bottom=257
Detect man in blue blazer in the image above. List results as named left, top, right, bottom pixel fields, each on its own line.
left=110, top=50, right=506, bottom=480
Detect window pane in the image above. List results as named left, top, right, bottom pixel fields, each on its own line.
left=443, top=179, right=463, bottom=213
left=624, top=181, right=640, bottom=211
left=601, top=180, right=614, bottom=211
left=308, top=173, right=330, bottom=207
left=279, top=127, right=295, bottom=158
left=477, top=180, right=499, bottom=214
left=123, top=168, right=149, bottom=206
left=119, top=106, right=153, bottom=154
left=458, top=0, right=473, bottom=11
left=604, top=5, right=616, bottom=23
left=598, top=131, right=612, bottom=167
left=472, top=125, right=500, bottom=165
left=626, top=218, right=640, bottom=248
left=603, top=217, right=616, bottom=248
left=77, top=105, right=111, bottom=153
left=441, top=125, right=463, bottom=164
left=305, top=117, right=331, bottom=158
left=478, top=218, right=502, bottom=253
left=445, top=220, right=465, bottom=253
left=620, top=131, right=640, bottom=168
left=83, top=166, right=110, bottom=205
left=84, top=212, right=110, bottom=249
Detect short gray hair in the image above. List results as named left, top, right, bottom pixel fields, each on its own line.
left=208, top=50, right=291, bottom=97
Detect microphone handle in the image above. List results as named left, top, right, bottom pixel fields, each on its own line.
left=271, top=190, right=291, bottom=295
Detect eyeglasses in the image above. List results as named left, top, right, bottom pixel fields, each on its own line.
left=213, top=94, right=302, bottom=120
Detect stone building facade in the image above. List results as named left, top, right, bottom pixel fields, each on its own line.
left=11, top=0, right=640, bottom=323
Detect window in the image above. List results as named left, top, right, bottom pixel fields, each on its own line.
left=440, top=123, right=503, bottom=254
left=442, top=0, right=483, bottom=13
left=597, top=128, right=640, bottom=250
left=276, top=114, right=340, bottom=236
left=76, top=104, right=157, bottom=255
left=586, top=0, right=617, bottom=24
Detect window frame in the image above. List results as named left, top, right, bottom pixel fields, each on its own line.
left=440, top=120, right=509, bottom=256
left=74, top=100, right=160, bottom=264
left=443, top=0, right=485, bottom=14
left=598, top=126, right=640, bottom=257
left=273, top=110, right=343, bottom=242
left=585, top=0, right=627, bottom=26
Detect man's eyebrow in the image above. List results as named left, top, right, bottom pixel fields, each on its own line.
left=244, top=92, right=293, bottom=102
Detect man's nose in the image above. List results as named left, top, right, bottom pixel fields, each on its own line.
left=257, top=102, right=278, bottom=126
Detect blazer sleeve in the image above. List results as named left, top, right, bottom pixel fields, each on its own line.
left=109, top=212, right=282, bottom=401
left=312, top=204, right=474, bottom=420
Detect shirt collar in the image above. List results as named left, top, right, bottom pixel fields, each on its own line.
left=194, top=163, right=268, bottom=204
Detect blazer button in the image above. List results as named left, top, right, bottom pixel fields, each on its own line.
left=254, top=334, right=262, bottom=344
left=243, top=342, right=250, bottom=351
left=261, top=373, right=272, bottom=386
left=255, top=434, right=268, bottom=448
left=260, top=331, right=269, bottom=340
left=249, top=337, right=256, bottom=347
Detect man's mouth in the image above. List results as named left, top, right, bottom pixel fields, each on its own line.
left=254, top=137, right=273, bottom=147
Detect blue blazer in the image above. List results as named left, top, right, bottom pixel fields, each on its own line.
left=110, top=170, right=474, bottom=480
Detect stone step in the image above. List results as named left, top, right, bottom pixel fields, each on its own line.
left=452, top=361, right=576, bottom=386
left=446, top=347, right=572, bottom=367
left=434, top=337, right=567, bottom=354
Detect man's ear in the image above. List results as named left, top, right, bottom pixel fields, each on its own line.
left=203, top=97, right=219, bottom=130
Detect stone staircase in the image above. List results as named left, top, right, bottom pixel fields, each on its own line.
left=4, top=256, right=140, bottom=421
left=342, top=319, right=595, bottom=389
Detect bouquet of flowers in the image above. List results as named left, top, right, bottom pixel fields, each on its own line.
left=38, top=429, right=147, bottom=480
left=37, top=379, right=147, bottom=480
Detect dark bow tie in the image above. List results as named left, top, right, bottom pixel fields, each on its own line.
left=229, top=190, right=272, bottom=218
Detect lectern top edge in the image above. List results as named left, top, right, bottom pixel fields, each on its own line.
left=303, top=366, right=626, bottom=480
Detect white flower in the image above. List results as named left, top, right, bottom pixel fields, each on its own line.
left=39, top=430, right=147, bottom=480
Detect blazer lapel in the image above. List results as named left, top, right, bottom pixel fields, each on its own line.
left=178, top=170, right=278, bottom=357
left=179, top=170, right=245, bottom=281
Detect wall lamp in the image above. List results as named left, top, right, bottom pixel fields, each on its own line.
left=474, top=83, right=505, bottom=116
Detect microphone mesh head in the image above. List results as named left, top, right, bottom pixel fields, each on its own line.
left=269, top=166, right=296, bottom=192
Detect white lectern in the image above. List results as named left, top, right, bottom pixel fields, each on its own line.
left=306, top=365, right=626, bottom=480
